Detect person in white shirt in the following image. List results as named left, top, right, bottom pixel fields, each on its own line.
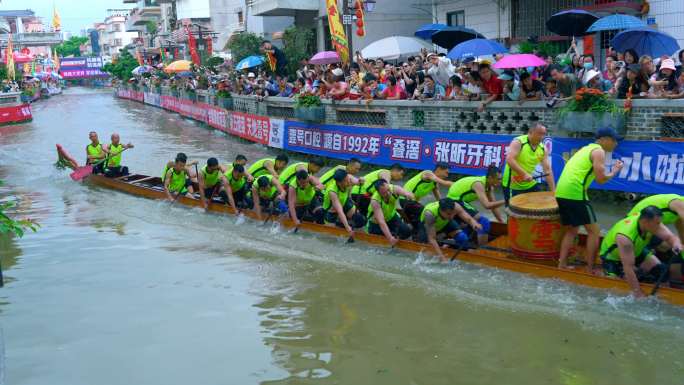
left=426, top=53, right=455, bottom=88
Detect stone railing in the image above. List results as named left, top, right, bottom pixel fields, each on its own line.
left=152, top=87, right=684, bottom=140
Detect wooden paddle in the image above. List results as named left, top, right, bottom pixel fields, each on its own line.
left=70, top=147, right=129, bottom=181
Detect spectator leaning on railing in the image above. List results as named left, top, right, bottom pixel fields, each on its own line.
left=477, top=63, right=503, bottom=111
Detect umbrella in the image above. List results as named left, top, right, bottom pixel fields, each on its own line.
left=587, top=14, right=646, bottom=33
left=235, top=55, right=264, bottom=70
left=175, top=71, right=194, bottom=78
left=414, top=23, right=448, bottom=40
left=430, top=26, right=484, bottom=50
left=131, top=65, right=152, bottom=75
left=360, top=36, right=432, bottom=60
left=492, top=54, right=546, bottom=69
left=309, top=51, right=340, bottom=65
left=610, top=27, right=681, bottom=58
left=164, top=60, right=192, bottom=73
left=546, top=9, right=598, bottom=37
left=447, top=38, right=508, bottom=60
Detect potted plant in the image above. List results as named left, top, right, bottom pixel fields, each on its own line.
left=215, top=89, right=233, bottom=110
left=21, top=88, right=35, bottom=103
left=294, top=93, right=325, bottom=122
left=557, top=88, right=626, bottom=135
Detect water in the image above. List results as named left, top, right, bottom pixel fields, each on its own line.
left=0, top=88, right=682, bottom=385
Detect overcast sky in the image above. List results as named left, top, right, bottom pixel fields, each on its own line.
left=2, top=0, right=132, bottom=34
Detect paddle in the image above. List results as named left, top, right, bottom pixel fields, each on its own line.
left=70, top=147, right=129, bottom=181
left=651, top=249, right=680, bottom=296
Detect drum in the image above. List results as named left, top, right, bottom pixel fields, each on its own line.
left=507, top=191, right=563, bottom=261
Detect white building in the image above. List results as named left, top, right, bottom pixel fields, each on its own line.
left=102, top=9, right=139, bottom=57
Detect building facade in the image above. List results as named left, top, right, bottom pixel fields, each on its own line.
left=102, top=9, right=139, bottom=57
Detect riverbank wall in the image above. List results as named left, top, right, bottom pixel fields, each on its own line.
left=115, top=86, right=684, bottom=196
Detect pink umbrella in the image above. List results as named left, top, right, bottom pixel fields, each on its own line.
left=492, top=54, right=545, bottom=69
left=309, top=51, right=341, bottom=65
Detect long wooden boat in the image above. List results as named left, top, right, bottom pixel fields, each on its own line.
left=85, top=173, right=684, bottom=306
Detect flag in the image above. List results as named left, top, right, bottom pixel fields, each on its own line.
left=53, top=49, right=60, bottom=72
left=52, top=5, right=61, bottom=32
left=325, top=0, right=349, bottom=64
left=266, top=52, right=276, bottom=72
left=6, top=35, right=15, bottom=81
left=160, top=47, right=166, bottom=63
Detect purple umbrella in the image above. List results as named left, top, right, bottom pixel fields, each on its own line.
left=309, top=51, right=341, bottom=65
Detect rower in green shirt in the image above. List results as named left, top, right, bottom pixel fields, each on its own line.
left=278, top=157, right=325, bottom=188
left=502, top=124, right=555, bottom=205
left=224, top=163, right=249, bottom=210
left=323, top=169, right=367, bottom=237
left=162, top=152, right=197, bottom=200
left=248, top=154, right=289, bottom=179
left=600, top=206, right=681, bottom=298
left=197, top=157, right=230, bottom=210
left=319, top=158, right=363, bottom=188
left=400, top=162, right=453, bottom=226
left=416, top=198, right=481, bottom=261
left=352, top=163, right=405, bottom=215
left=86, top=131, right=106, bottom=174
left=250, top=175, right=286, bottom=221
left=555, top=128, right=624, bottom=271
left=102, top=133, right=134, bottom=177
left=287, top=170, right=324, bottom=226
left=366, top=179, right=414, bottom=246
left=629, top=194, right=684, bottom=245
left=446, top=165, right=505, bottom=245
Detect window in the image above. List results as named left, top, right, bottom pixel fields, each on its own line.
left=237, top=11, right=244, bottom=24
left=114, top=38, right=122, bottom=46
left=446, top=10, right=465, bottom=26
left=113, top=24, right=122, bottom=32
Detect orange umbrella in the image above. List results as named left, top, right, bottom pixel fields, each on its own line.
left=164, top=60, right=192, bottom=73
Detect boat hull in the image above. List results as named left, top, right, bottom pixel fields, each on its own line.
left=85, top=174, right=684, bottom=307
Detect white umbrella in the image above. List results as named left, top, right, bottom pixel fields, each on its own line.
left=360, top=36, right=433, bottom=60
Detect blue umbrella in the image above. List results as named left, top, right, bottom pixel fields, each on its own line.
left=447, top=38, right=508, bottom=60
left=176, top=71, right=194, bottom=78
left=235, top=55, right=264, bottom=71
left=414, top=23, right=448, bottom=40
left=611, top=27, right=680, bottom=58
left=546, top=9, right=598, bottom=37
left=587, top=14, right=646, bottom=33
left=430, top=26, right=484, bottom=50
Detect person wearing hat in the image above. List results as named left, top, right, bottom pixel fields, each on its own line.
left=583, top=69, right=611, bottom=92
left=328, top=67, right=349, bottom=100
left=555, top=127, right=624, bottom=271
left=499, top=70, right=520, bottom=101
left=648, top=57, right=677, bottom=98
left=617, top=64, right=648, bottom=99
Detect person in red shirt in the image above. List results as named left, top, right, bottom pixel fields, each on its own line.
left=477, top=63, right=503, bottom=112
left=380, top=76, right=406, bottom=100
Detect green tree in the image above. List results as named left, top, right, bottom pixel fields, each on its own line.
left=0, top=181, right=38, bottom=238
left=0, top=64, right=7, bottom=81
left=55, top=36, right=88, bottom=57
left=225, top=32, right=262, bottom=65
left=102, top=50, right=139, bottom=81
left=282, top=26, right=315, bottom=77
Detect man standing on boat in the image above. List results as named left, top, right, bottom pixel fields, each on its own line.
left=400, top=162, right=453, bottom=228
left=323, top=169, right=367, bottom=237
left=352, top=164, right=406, bottom=216
left=600, top=206, right=682, bottom=298
left=248, top=155, right=289, bottom=179
left=162, top=153, right=196, bottom=200
left=251, top=175, right=287, bottom=221
left=366, top=179, right=414, bottom=246
left=556, top=128, right=624, bottom=272
left=446, top=165, right=505, bottom=245
left=198, top=157, right=230, bottom=210
left=86, top=131, right=106, bottom=174
left=288, top=170, right=324, bottom=226
left=502, top=123, right=555, bottom=205
left=416, top=198, right=481, bottom=261
left=103, top=133, right=134, bottom=178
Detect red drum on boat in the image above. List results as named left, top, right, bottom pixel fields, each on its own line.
left=507, top=191, right=564, bottom=261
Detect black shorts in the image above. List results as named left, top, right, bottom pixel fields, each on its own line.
left=415, top=219, right=462, bottom=243
left=556, top=198, right=597, bottom=227
left=323, top=199, right=355, bottom=224
left=602, top=250, right=648, bottom=278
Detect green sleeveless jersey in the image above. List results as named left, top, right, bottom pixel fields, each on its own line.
left=248, top=158, right=275, bottom=179
left=628, top=194, right=684, bottom=225
left=323, top=181, right=350, bottom=210
left=319, top=165, right=345, bottom=188
left=502, top=135, right=545, bottom=190
left=162, top=165, right=187, bottom=193
left=420, top=202, right=450, bottom=232
left=600, top=216, right=653, bottom=262
left=367, top=185, right=398, bottom=224
left=201, top=165, right=220, bottom=188
left=224, top=165, right=247, bottom=192
left=555, top=143, right=601, bottom=201
left=107, top=143, right=124, bottom=167
left=403, top=171, right=436, bottom=201
left=289, top=178, right=316, bottom=206
left=254, top=175, right=277, bottom=200
left=279, top=162, right=307, bottom=186
left=352, top=169, right=389, bottom=195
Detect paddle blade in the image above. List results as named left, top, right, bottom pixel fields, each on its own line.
left=70, top=165, right=94, bottom=181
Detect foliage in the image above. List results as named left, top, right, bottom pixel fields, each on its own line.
left=216, top=89, right=231, bottom=98
left=145, top=20, right=157, bottom=35
left=517, top=41, right=564, bottom=58
left=0, top=181, right=38, bottom=238
left=559, top=88, right=624, bottom=115
left=226, top=33, right=262, bottom=65
left=102, top=50, right=139, bottom=81
left=294, top=93, right=321, bottom=108
left=206, top=56, right=224, bottom=70
left=282, top=26, right=316, bottom=77
left=0, top=64, right=6, bottom=81
left=21, top=88, right=35, bottom=97
left=55, top=36, right=88, bottom=57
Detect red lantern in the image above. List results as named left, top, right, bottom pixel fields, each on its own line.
left=356, top=29, right=364, bottom=37
left=356, top=19, right=364, bottom=28
left=355, top=9, right=363, bottom=18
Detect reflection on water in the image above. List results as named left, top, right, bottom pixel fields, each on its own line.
left=0, top=88, right=681, bottom=385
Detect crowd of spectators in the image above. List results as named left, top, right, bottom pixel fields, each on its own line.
left=129, top=40, right=684, bottom=109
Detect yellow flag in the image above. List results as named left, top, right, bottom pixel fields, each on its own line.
left=6, top=34, right=15, bottom=81
left=325, top=0, right=349, bottom=64
left=52, top=5, right=61, bottom=31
